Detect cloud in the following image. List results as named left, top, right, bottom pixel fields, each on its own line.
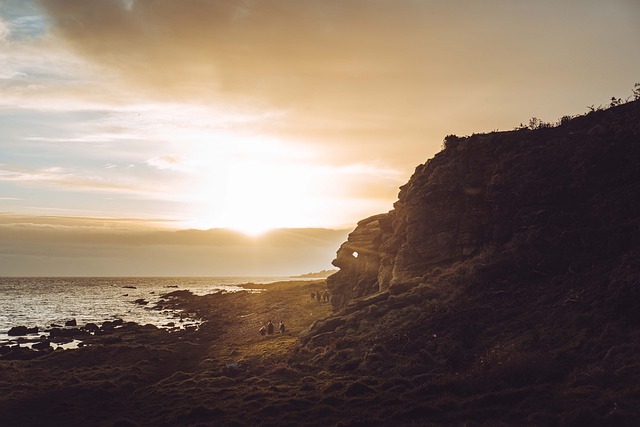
left=0, top=164, right=161, bottom=197
left=0, top=213, right=351, bottom=276
left=145, top=155, right=189, bottom=172
left=35, top=0, right=442, bottom=106
left=34, top=0, right=640, bottom=171
left=0, top=16, right=10, bottom=40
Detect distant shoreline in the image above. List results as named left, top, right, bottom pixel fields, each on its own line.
left=289, top=269, right=338, bottom=279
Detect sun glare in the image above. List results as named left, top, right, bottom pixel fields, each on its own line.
left=216, top=159, right=310, bottom=235
left=161, top=120, right=392, bottom=234
left=176, top=131, right=324, bottom=235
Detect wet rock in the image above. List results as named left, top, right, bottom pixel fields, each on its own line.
left=84, top=322, right=100, bottom=333
left=7, top=326, right=38, bottom=336
left=50, top=327, right=89, bottom=339
left=101, top=320, right=115, bottom=330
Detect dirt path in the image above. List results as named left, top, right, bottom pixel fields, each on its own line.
left=194, top=280, right=333, bottom=369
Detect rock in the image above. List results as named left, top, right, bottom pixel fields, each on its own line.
left=49, top=327, right=89, bottom=339
left=101, top=320, right=115, bottom=330
left=65, top=319, right=77, bottom=327
left=7, top=326, right=28, bottom=336
left=325, top=101, right=640, bottom=311
left=133, top=299, right=149, bottom=305
left=326, top=214, right=386, bottom=310
left=32, top=340, right=51, bottom=351
left=7, top=326, right=38, bottom=336
left=83, top=322, right=100, bottom=333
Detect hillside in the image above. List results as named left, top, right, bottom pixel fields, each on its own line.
left=294, top=99, right=640, bottom=424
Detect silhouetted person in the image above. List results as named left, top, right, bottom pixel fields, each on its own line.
left=323, top=290, right=330, bottom=302
left=267, top=320, right=274, bottom=335
left=316, top=291, right=321, bottom=303
left=279, top=321, right=285, bottom=334
left=310, top=291, right=316, bottom=300
left=259, top=325, right=266, bottom=336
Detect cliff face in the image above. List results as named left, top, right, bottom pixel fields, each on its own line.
left=295, top=100, right=640, bottom=423
left=326, top=100, right=640, bottom=310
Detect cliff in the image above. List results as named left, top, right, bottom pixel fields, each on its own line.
left=327, top=101, right=640, bottom=309
left=296, top=99, right=640, bottom=424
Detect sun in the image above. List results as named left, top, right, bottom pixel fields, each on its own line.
left=217, top=159, right=307, bottom=236
left=229, top=223, right=273, bottom=237
left=183, top=138, right=319, bottom=235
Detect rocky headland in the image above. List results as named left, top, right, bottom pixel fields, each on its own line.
left=297, top=99, right=640, bottom=424
left=1, top=99, right=640, bottom=426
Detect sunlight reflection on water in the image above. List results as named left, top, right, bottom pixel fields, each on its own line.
left=0, top=277, right=288, bottom=344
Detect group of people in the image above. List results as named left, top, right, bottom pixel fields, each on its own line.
left=257, top=289, right=331, bottom=336
left=259, top=320, right=285, bottom=336
left=311, top=289, right=330, bottom=303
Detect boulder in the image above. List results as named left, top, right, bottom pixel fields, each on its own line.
left=65, top=319, right=77, bottom=327
left=83, top=322, right=100, bottom=333
left=7, top=326, right=38, bottom=336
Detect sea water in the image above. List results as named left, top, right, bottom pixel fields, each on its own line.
left=0, top=276, right=290, bottom=344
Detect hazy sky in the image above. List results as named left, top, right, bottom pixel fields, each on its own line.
left=1, top=1, right=639, bottom=275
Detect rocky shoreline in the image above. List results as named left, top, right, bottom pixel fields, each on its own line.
left=0, top=290, right=203, bottom=361
left=0, top=280, right=340, bottom=427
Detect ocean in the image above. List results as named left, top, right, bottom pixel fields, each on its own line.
left=0, top=276, right=292, bottom=345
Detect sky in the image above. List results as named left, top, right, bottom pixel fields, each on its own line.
left=1, top=0, right=639, bottom=275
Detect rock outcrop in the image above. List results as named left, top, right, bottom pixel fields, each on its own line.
left=326, top=100, right=640, bottom=310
